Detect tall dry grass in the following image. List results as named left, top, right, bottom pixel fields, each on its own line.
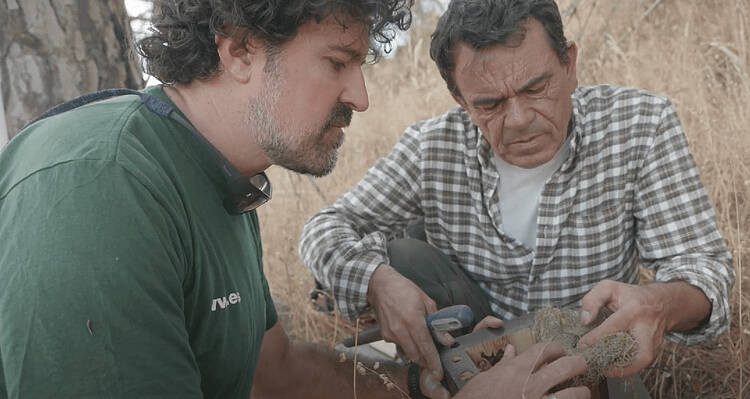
left=257, top=0, right=750, bottom=397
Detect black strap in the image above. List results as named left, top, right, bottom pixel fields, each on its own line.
left=407, top=362, right=428, bottom=399
left=26, top=88, right=243, bottom=183
left=25, top=88, right=270, bottom=214
left=29, top=88, right=173, bottom=126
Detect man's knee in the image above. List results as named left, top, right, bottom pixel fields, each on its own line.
left=386, top=238, right=492, bottom=321
left=387, top=238, right=453, bottom=283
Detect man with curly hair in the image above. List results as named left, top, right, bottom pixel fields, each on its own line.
left=0, top=0, right=592, bottom=398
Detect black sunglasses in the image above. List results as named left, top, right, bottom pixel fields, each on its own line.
left=224, top=171, right=273, bottom=215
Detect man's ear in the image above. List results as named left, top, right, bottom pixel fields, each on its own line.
left=215, top=33, right=264, bottom=84
left=564, top=40, right=579, bottom=88
left=450, top=90, right=467, bottom=109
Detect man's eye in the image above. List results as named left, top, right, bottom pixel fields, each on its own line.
left=526, top=84, right=545, bottom=94
left=480, top=100, right=502, bottom=111
left=329, top=59, right=346, bottom=71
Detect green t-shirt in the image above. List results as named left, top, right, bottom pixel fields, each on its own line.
left=0, top=86, right=277, bottom=399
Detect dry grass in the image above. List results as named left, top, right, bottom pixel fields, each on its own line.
left=256, top=0, right=750, bottom=397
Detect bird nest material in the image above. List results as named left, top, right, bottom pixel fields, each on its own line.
left=533, top=307, right=638, bottom=387
left=468, top=308, right=637, bottom=389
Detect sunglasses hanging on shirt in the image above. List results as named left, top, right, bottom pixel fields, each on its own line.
left=223, top=166, right=272, bottom=215
left=149, top=93, right=273, bottom=215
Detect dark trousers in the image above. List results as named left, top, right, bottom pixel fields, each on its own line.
left=386, top=237, right=493, bottom=325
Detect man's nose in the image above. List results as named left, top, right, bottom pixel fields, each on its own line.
left=503, top=97, right=534, bottom=131
left=340, top=68, right=369, bottom=112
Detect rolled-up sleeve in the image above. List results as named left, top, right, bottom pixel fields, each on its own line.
left=635, top=101, right=734, bottom=344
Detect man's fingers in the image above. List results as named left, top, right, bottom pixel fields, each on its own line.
left=398, top=340, right=425, bottom=367
left=496, top=344, right=517, bottom=366
left=367, top=265, right=439, bottom=369
left=577, top=311, right=630, bottom=348
left=533, top=355, right=588, bottom=393
left=432, top=330, right=455, bottom=347
left=423, top=297, right=438, bottom=314
left=420, top=369, right=450, bottom=399
left=519, top=342, right=568, bottom=372
left=549, top=386, right=591, bottom=399
left=580, top=280, right=617, bottom=325
left=383, top=323, right=425, bottom=367
left=411, top=325, right=442, bottom=374
left=473, top=316, right=503, bottom=331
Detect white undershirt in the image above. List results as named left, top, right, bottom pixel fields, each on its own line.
left=491, top=136, right=571, bottom=251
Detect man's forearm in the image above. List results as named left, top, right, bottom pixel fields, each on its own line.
left=298, top=207, right=391, bottom=320
left=649, top=281, right=711, bottom=332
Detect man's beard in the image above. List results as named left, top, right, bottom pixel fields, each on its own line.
left=249, top=61, right=352, bottom=177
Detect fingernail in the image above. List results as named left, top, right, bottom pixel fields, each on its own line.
left=430, top=370, right=443, bottom=380
left=581, top=310, right=591, bottom=325
left=421, top=371, right=442, bottom=390
left=422, top=378, right=439, bottom=391
left=435, top=331, right=455, bottom=347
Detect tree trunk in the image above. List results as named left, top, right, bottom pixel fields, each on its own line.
left=0, top=0, right=144, bottom=139
left=0, top=73, right=7, bottom=147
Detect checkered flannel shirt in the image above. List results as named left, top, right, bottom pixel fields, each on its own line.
left=299, top=85, right=734, bottom=344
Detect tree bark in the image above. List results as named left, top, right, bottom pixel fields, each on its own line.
left=0, top=0, right=144, bottom=139
left=0, top=73, right=7, bottom=147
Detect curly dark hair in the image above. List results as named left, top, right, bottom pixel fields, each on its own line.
left=137, top=0, right=414, bottom=84
left=429, top=0, right=569, bottom=97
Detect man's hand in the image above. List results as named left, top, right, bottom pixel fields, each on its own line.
left=417, top=316, right=504, bottom=399
left=577, top=280, right=711, bottom=378
left=367, top=264, right=446, bottom=397
left=455, top=342, right=590, bottom=399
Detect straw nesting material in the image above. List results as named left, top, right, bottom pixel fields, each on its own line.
left=532, top=307, right=638, bottom=387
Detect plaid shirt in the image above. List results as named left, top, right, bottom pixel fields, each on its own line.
left=299, top=85, right=734, bottom=344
